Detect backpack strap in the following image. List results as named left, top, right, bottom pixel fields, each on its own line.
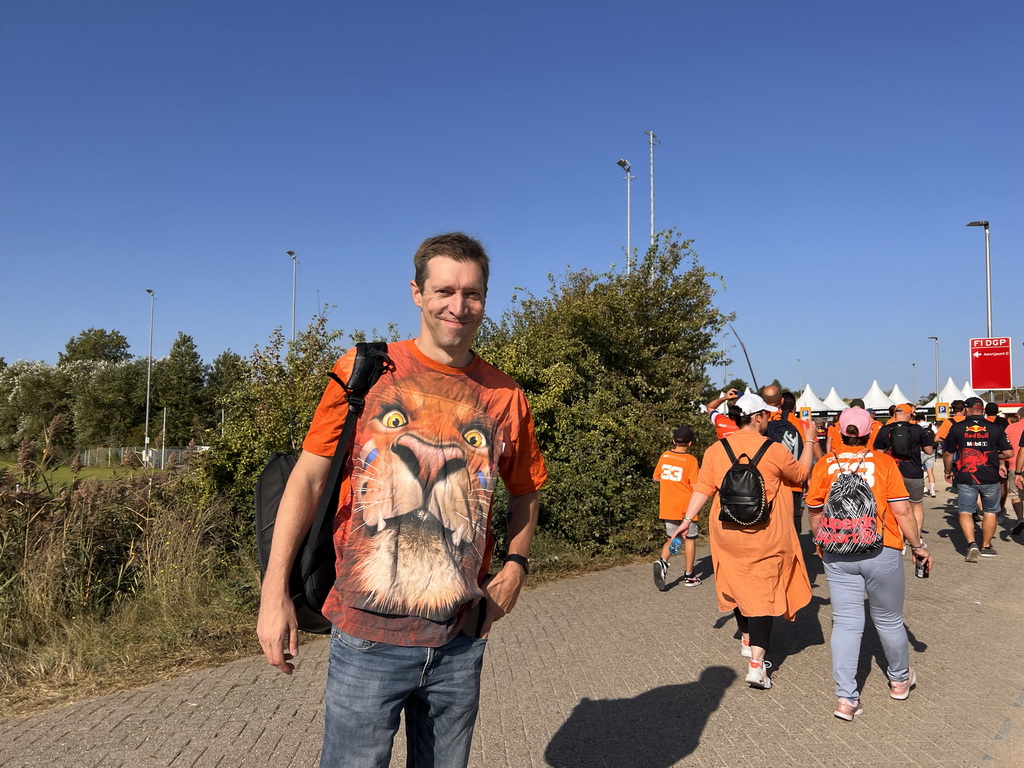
left=749, top=439, right=772, bottom=467
left=722, top=438, right=738, bottom=464
left=307, top=342, right=393, bottom=551
left=722, top=437, right=772, bottom=467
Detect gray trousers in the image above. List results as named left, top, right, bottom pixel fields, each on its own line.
left=823, top=546, right=910, bottom=700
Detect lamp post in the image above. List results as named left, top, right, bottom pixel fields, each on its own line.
left=928, top=336, right=939, bottom=401
left=615, top=160, right=635, bottom=274
left=286, top=250, right=297, bottom=342
left=722, top=332, right=731, bottom=388
left=912, top=362, right=917, bottom=406
left=644, top=130, right=659, bottom=246
left=796, top=358, right=803, bottom=390
left=144, top=288, right=155, bottom=466
left=966, top=221, right=992, bottom=337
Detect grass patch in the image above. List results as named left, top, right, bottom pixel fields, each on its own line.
left=0, top=459, right=146, bottom=487
left=0, top=468, right=260, bottom=716
left=0, top=467, right=668, bottom=717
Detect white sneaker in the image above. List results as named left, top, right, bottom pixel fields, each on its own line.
left=740, top=638, right=752, bottom=658
left=745, top=659, right=772, bottom=689
left=652, top=559, right=668, bottom=591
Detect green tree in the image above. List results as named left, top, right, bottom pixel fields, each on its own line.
left=152, top=333, right=208, bottom=445
left=191, top=314, right=348, bottom=516
left=205, top=350, right=246, bottom=434
left=71, top=360, right=147, bottom=447
left=0, top=360, right=73, bottom=452
left=58, top=328, right=132, bottom=365
left=476, top=232, right=728, bottom=553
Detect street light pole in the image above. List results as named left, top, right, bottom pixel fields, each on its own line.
left=912, top=362, right=917, bottom=406
left=722, top=332, right=730, bottom=388
left=615, top=160, right=635, bottom=274
left=644, top=130, right=659, bottom=246
left=928, top=336, right=939, bottom=400
left=287, top=250, right=297, bottom=343
left=966, top=221, right=992, bottom=336
left=144, top=288, right=155, bottom=466
left=796, top=358, right=803, bottom=390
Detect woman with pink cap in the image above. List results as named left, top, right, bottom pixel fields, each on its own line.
left=805, top=406, right=935, bottom=721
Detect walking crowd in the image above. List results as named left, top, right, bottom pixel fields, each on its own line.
left=654, top=388, right=1024, bottom=721
left=257, top=230, right=1022, bottom=765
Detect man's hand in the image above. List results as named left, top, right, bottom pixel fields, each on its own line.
left=1016, top=473, right=1024, bottom=491
left=480, top=561, right=528, bottom=637
left=257, top=589, right=300, bottom=674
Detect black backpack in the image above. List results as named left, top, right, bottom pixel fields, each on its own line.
left=254, top=342, right=392, bottom=634
left=717, top=439, right=773, bottom=526
left=887, top=421, right=913, bottom=460
left=765, top=411, right=803, bottom=459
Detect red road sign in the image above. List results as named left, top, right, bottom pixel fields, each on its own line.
left=969, top=337, right=1012, bottom=389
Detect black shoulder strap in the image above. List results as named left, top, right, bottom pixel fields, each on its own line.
left=722, top=438, right=738, bottom=464
left=307, top=342, right=393, bottom=547
left=749, top=439, right=772, bottom=467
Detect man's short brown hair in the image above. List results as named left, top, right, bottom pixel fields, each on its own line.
left=413, top=232, right=490, bottom=295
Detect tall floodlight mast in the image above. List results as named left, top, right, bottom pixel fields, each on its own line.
left=644, top=130, right=659, bottom=246
left=615, top=159, right=635, bottom=274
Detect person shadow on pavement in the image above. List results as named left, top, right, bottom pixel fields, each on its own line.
left=544, top=666, right=736, bottom=768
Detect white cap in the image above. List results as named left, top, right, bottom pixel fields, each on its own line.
left=735, top=393, right=778, bottom=416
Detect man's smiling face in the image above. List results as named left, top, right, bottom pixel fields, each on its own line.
left=411, top=255, right=486, bottom=365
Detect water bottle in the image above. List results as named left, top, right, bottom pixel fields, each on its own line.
left=914, top=558, right=928, bottom=579
left=669, top=537, right=682, bottom=555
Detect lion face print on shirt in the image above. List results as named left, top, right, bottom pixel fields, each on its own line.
left=336, top=373, right=503, bottom=622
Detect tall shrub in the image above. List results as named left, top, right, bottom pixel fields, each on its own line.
left=477, top=232, right=727, bottom=553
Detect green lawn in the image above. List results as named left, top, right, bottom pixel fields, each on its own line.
left=0, top=460, right=147, bottom=486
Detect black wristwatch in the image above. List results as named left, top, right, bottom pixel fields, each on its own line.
left=504, top=554, right=529, bottom=575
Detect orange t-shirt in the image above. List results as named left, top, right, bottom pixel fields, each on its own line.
left=302, top=339, right=547, bottom=647
left=805, top=447, right=910, bottom=550
left=769, top=410, right=810, bottom=493
left=1006, top=420, right=1024, bottom=465
left=710, top=410, right=737, bottom=440
left=827, top=417, right=882, bottom=451
left=653, top=449, right=699, bottom=521
left=934, top=413, right=965, bottom=442
left=693, top=430, right=811, bottom=619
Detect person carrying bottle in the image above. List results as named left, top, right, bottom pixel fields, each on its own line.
left=806, top=406, right=934, bottom=721
left=652, top=425, right=701, bottom=591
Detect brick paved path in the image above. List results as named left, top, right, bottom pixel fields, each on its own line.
left=2, top=491, right=1022, bottom=767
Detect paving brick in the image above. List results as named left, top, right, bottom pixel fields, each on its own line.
left=1, top=490, right=1021, bottom=766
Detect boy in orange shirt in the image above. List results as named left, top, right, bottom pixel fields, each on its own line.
left=653, top=426, right=701, bottom=590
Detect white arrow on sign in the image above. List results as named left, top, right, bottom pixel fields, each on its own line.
left=973, top=351, right=982, bottom=357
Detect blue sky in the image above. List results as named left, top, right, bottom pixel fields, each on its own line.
left=2, top=1, right=1021, bottom=401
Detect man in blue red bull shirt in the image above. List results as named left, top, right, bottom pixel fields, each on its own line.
left=943, top=397, right=1012, bottom=562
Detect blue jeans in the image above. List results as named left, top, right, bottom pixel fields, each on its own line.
left=956, top=483, right=1001, bottom=514
left=823, top=546, right=909, bottom=701
left=321, top=629, right=487, bottom=768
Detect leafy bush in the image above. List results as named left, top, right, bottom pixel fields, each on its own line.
left=477, top=233, right=726, bottom=554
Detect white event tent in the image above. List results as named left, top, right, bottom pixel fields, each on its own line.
left=961, top=381, right=981, bottom=401
left=823, top=387, right=848, bottom=411
left=887, top=384, right=912, bottom=405
left=796, top=385, right=829, bottom=412
left=861, top=380, right=895, bottom=411
left=923, top=377, right=964, bottom=408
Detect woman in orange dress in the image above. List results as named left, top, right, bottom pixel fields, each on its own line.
left=673, top=393, right=819, bottom=689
